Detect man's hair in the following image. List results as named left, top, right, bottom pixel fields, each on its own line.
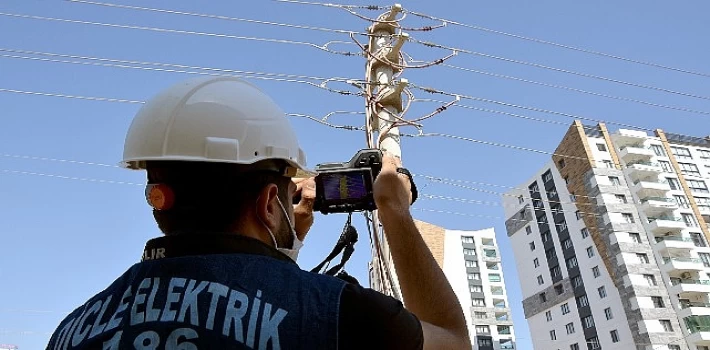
left=146, top=160, right=292, bottom=235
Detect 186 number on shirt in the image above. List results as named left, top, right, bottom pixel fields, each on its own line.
left=103, top=328, right=199, bottom=350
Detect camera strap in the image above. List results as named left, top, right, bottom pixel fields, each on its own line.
left=311, top=213, right=359, bottom=276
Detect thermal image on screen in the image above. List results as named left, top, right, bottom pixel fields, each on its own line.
left=322, top=172, right=368, bottom=201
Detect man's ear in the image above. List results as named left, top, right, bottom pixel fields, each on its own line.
left=255, top=184, right=281, bottom=231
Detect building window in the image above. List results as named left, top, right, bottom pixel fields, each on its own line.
left=659, top=160, right=673, bottom=172
left=525, top=226, right=532, bottom=234
left=468, top=273, right=481, bottom=280
left=555, top=284, right=564, bottom=295
left=644, top=274, right=657, bottom=286
left=565, top=322, right=575, bottom=334
left=550, top=330, right=556, bottom=340
left=475, top=325, right=490, bottom=334
left=461, top=236, right=474, bottom=244
left=566, top=257, right=578, bottom=269
left=583, top=315, right=595, bottom=329
left=497, top=325, right=511, bottom=335
left=587, top=336, right=600, bottom=349
left=651, top=144, right=665, bottom=156
left=674, top=194, right=690, bottom=208
left=545, top=310, right=552, bottom=321
left=539, top=292, right=547, bottom=303
left=669, top=345, right=680, bottom=350
left=472, top=298, right=485, bottom=306
left=543, top=171, right=554, bottom=183
left=615, top=194, right=628, bottom=203
left=558, top=159, right=566, bottom=168
left=474, top=311, right=487, bottom=319
left=671, top=146, right=693, bottom=160
left=700, top=149, right=710, bottom=159
left=465, top=260, right=478, bottom=268
left=563, top=238, right=573, bottom=249
left=698, top=253, right=710, bottom=267
left=691, top=232, right=706, bottom=247
left=604, top=307, right=613, bottom=320
left=586, top=246, right=595, bottom=258
left=598, top=286, right=607, bottom=298
left=581, top=228, right=589, bottom=238
left=652, top=296, right=664, bottom=308
left=537, top=275, right=544, bottom=285
left=682, top=213, right=698, bottom=227
left=609, top=176, right=621, bottom=185
left=463, top=248, right=476, bottom=255
left=575, top=210, right=582, bottom=220
left=550, top=266, right=561, bottom=279
left=637, top=253, right=649, bottom=264
left=572, top=275, right=582, bottom=288
left=546, top=248, right=556, bottom=260
left=541, top=231, right=551, bottom=243
left=534, top=258, right=540, bottom=268
left=570, top=344, right=579, bottom=350
left=660, top=319, right=673, bottom=332
left=561, top=303, right=570, bottom=315
left=577, top=294, right=589, bottom=308
left=478, top=339, right=493, bottom=347
left=517, top=195, right=525, bottom=204
left=629, top=232, right=642, bottom=243
left=622, top=213, right=635, bottom=223
left=666, top=177, right=680, bottom=190
left=592, top=266, right=600, bottom=278
left=470, top=285, right=483, bottom=293
left=610, top=329, right=620, bottom=343
left=603, top=160, right=614, bottom=168
left=489, top=274, right=501, bottom=283
left=529, top=241, right=536, bottom=251
left=688, top=179, right=709, bottom=193
left=679, top=162, right=701, bottom=177
left=597, top=143, right=607, bottom=152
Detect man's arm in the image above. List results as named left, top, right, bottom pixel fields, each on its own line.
left=373, top=155, right=471, bottom=350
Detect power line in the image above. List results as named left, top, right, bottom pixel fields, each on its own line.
left=0, top=50, right=363, bottom=96
left=274, top=0, right=710, bottom=79
left=442, top=63, right=710, bottom=116
left=0, top=12, right=361, bottom=56
left=404, top=9, right=710, bottom=79
left=413, top=39, right=710, bottom=102
left=0, top=88, right=145, bottom=104
left=65, top=0, right=370, bottom=36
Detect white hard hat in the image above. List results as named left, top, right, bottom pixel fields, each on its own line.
left=120, top=76, right=314, bottom=177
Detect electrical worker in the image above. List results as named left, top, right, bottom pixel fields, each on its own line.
left=46, top=76, right=470, bottom=350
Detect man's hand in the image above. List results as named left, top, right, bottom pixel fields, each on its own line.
left=373, top=153, right=412, bottom=214
left=292, top=177, right=316, bottom=241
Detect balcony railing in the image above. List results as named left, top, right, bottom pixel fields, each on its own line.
left=648, top=216, right=684, bottom=223
left=680, top=301, right=710, bottom=309
left=641, top=197, right=676, bottom=203
left=655, top=236, right=693, bottom=243
left=670, top=278, right=710, bottom=286
left=663, top=257, right=702, bottom=264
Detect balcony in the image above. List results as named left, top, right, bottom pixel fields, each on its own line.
left=683, top=315, right=710, bottom=345
left=647, top=216, right=687, bottom=234
left=669, top=278, right=710, bottom=296
left=624, top=161, right=663, bottom=180
left=661, top=257, right=705, bottom=273
left=631, top=178, right=671, bottom=197
left=678, top=302, right=710, bottom=319
left=612, top=129, right=648, bottom=147
left=482, top=248, right=501, bottom=262
left=619, top=145, right=654, bottom=163
left=640, top=197, right=679, bottom=216
left=655, top=235, right=695, bottom=252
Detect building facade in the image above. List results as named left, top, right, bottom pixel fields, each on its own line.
left=415, top=220, right=516, bottom=350
left=503, top=121, right=710, bottom=350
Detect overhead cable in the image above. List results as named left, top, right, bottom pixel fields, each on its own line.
left=0, top=12, right=361, bottom=56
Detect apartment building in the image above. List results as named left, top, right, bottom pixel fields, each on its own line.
left=411, top=220, right=516, bottom=350
left=503, top=121, right=710, bottom=350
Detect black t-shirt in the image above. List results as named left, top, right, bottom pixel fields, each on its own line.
left=138, top=234, right=424, bottom=350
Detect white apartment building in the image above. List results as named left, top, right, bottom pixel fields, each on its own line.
left=503, top=121, right=710, bottom=350
left=412, top=220, right=517, bottom=350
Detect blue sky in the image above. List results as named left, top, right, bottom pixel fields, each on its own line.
left=1, top=0, right=709, bottom=349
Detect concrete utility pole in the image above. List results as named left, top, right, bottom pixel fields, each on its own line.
left=365, top=4, right=407, bottom=301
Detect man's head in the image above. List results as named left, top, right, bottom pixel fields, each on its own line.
left=120, top=76, right=315, bottom=252
left=145, top=160, right=298, bottom=248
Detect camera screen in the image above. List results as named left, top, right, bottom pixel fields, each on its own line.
left=321, top=171, right=369, bottom=201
